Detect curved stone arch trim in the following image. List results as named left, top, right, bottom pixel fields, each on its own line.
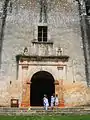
left=31, top=70, right=55, bottom=82
left=27, top=66, right=56, bottom=81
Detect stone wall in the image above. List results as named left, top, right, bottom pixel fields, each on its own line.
left=0, top=0, right=89, bottom=107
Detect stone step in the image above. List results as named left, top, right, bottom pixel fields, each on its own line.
left=0, top=107, right=89, bottom=115
left=0, top=111, right=90, bottom=116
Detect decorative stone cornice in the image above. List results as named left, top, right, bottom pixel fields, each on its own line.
left=16, top=54, right=69, bottom=62
left=32, top=41, right=53, bottom=45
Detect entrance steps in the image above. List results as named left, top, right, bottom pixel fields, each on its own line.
left=0, top=107, right=90, bottom=115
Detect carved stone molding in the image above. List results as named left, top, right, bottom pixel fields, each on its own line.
left=16, top=54, right=69, bottom=62
left=26, top=81, right=32, bottom=85
left=22, top=65, right=28, bottom=69
left=54, top=80, right=59, bottom=85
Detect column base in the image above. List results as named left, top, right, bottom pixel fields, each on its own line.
left=58, top=99, right=65, bottom=108
left=21, top=102, right=30, bottom=107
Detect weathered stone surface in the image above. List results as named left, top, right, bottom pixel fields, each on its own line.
left=0, top=0, right=90, bottom=107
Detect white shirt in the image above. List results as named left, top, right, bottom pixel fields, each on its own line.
left=43, top=97, right=49, bottom=107
left=51, top=96, right=55, bottom=103
left=55, top=97, right=59, bottom=105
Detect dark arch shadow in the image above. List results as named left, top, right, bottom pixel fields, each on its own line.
left=30, top=71, right=55, bottom=106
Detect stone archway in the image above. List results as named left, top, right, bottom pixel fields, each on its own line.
left=30, top=71, right=55, bottom=106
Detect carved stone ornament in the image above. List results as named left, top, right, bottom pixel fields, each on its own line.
left=54, top=80, right=59, bottom=85
left=22, top=65, right=28, bottom=69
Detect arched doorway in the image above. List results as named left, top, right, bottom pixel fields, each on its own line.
left=30, top=71, right=55, bottom=106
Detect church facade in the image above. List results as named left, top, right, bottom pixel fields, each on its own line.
left=0, top=0, right=90, bottom=107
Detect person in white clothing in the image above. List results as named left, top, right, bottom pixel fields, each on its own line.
left=55, top=94, right=59, bottom=110
left=43, top=94, right=46, bottom=109
left=43, top=94, right=49, bottom=111
left=50, top=94, right=55, bottom=110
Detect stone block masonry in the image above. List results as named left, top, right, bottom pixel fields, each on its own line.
left=0, top=0, right=89, bottom=107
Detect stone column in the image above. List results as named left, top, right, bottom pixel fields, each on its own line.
left=54, top=80, right=60, bottom=105
left=55, top=80, right=59, bottom=95
left=57, top=66, right=65, bottom=107
left=59, top=80, right=64, bottom=107
left=21, top=64, right=30, bottom=107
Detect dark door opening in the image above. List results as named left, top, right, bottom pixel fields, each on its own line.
left=30, top=71, right=55, bottom=106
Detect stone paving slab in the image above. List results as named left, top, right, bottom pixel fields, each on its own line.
left=0, top=107, right=89, bottom=115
